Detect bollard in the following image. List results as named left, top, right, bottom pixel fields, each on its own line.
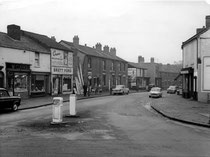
left=51, top=97, right=63, bottom=124
left=69, top=94, right=76, bottom=116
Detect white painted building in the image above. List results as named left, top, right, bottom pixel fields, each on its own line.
left=181, top=16, right=210, bottom=103
left=0, top=25, right=51, bottom=98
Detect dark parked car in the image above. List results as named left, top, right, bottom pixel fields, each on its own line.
left=0, top=88, right=21, bottom=111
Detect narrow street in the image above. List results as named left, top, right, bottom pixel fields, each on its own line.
left=0, top=92, right=210, bottom=157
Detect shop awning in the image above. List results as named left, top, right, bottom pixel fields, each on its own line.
left=180, top=67, right=193, bottom=74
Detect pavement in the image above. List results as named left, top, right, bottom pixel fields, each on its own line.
left=19, top=90, right=210, bottom=128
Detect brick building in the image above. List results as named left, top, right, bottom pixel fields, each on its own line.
left=60, top=36, right=128, bottom=93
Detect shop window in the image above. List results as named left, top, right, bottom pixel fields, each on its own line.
left=14, top=73, right=28, bottom=93
left=31, top=75, right=45, bottom=93
left=35, top=52, right=40, bottom=67
left=63, top=76, right=71, bottom=92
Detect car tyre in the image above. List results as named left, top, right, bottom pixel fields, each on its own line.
left=12, top=102, right=18, bottom=111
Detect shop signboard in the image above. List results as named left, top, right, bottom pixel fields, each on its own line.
left=52, top=67, right=73, bottom=75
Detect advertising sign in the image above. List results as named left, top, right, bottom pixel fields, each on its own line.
left=52, top=67, right=73, bottom=75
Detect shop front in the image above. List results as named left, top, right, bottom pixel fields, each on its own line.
left=6, top=63, right=31, bottom=98
left=51, top=67, right=73, bottom=95
left=31, top=73, right=50, bottom=97
left=181, top=67, right=194, bottom=99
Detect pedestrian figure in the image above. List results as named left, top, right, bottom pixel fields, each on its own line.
left=83, top=83, right=87, bottom=97
left=72, top=83, right=77, bottom=94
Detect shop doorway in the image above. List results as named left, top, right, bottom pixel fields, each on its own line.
left=0, top=72, right=4, bottom=88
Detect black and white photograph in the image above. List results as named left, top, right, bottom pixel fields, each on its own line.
left=0, top=0, right=210, bottom=156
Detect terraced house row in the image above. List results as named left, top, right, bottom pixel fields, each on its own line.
left=0, top=24, right=130, bottom=98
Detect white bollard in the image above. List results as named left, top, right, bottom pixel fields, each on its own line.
left=69, top=94, right=76, bottom=116
left=52, top=97, right=63, bottom=124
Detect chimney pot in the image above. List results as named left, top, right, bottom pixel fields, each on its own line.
left=103, top=45, right=109, bottom=53
left=95, top=43, right=102, bottom=51
left=7, top=24, right=21, bottom=40
left=206, top=15, right=210, bottom=28
left=73, top=35, right=79, bottom=45
left=110, top=47, right=116, bottom=56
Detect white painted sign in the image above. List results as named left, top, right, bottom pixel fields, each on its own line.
left=52, top=67, right=73, bottom=75
left=203, top=57, right=210, bottom=91
left=52, top=49, right=63, bottom=60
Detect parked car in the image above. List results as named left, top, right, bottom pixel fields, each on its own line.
left=112, top=85, right=129, bottom=95
left=0, top=88, right=21, bottom=111
left=149, top=87, right=162, bottom=98
left=167, top=86, right=177, bottom=94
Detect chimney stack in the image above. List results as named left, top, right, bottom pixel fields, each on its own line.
left=73, top=35, right=79, bottom=45
left=103, top=45, right=109, bottom=53
left=206, top=15, right=210, bottom=28
left=110, top=47, right=116, bottom=56
left=95, top=43, right=102, bottom=51
left=7, top=24, right=21, bottom=40
left=51, top=36, right=56, bottom=41
left=150, top=57, right=154, bottom=63
left=138, top=56, right=145, bottom=63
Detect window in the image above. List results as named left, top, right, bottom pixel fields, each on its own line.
left=63, top=76, right=71, bottom=92
left=35, top=52, right=40, bottom=67
left=118, top=63, right=120, bottom=71
left=88, top=57, right=92, bottom=68
left=0, top=90, right=9, bottom=97
left=64, top=52, right=68, bottom=65
left=110, top=61, right=114, bottom=71
left=124, top=63, right=126, bottom=71
left=103, top=75, right=106, bottom=85
left=103, top=60, right=106, bottom=70
left=31, top=75, right=45, bottom=93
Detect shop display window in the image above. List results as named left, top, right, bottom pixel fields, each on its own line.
left=14, top=73, right=28, bottom=93
left=63, top=76, right=71, bottom=92
left=31, top=75, right=45, bottom=93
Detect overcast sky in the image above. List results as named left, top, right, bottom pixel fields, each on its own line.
left=0, top=0, right=210, bottom=64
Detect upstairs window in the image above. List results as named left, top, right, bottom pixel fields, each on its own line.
left=88, top=57, right=92, bottom=68
left=35, top=52, right=40, bottom=67
left=110, top=61, right=114, bottom=71
left=103, top=60, right=106, bottom=70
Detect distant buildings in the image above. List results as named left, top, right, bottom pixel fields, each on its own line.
left=181, top=15, right=210, bottom=102
left=138, top=56, right=182, bottom=89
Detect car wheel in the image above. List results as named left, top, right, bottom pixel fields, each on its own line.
left=12, top=102, right=18, bottom=111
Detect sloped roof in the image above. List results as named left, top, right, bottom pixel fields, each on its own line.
left=60, top=40, right=127, bottom=62
left=159, top=64, right=182, bottom=73
left=23, top=31, right=71, bottom=52
left=182, top=27, right=210, bottom=48
left=128, top=62, right=147, bottom=69
left=0, top=32, right=49, bottom=53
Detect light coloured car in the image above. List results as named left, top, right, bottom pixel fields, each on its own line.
left=149, top=87, right=162, bottom=98
left=112, top=85, right=129, bottom=95
left=167, top=86, right=177, bottom=94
